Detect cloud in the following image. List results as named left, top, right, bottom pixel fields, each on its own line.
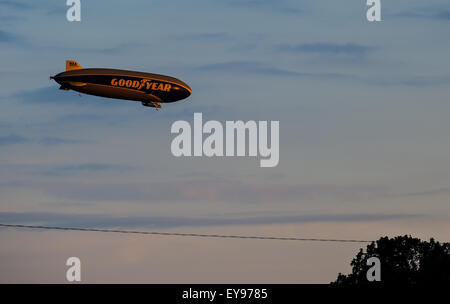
left=0, top=211, right=421, bottom=229
left=0, top=122, right=12, bottom=129
left=0, top=0, right=33, bottom=10
left=395, top=7, right=450, bottom=21
left=225, top=0, right=303, bottom=15
left=278, top=42, right=376, bottom=57
left=400, top=188, right=450, bottom=198
left=194, top=61, right=353, bottom=80
left=0, top=0, right=67, bottom=15
left=59, top=42, right=150, bottom=55
left=0, top=26, right=145, bottom=53
left=176, top=32, right=233, bottom=42
left=29, top=41, right=150, bottom=55
left=96, top=42, right=149, bottom=55
left=0, top=162, right=132, bottom=179
left=276, top=42, right=378, bottom=65
left=0, top=134, right=86, bottom=147
left=12, top=86, right=127, bottom=108
left=370, top=74, right=450, bottom=87
left=156, top=104, right=232, bottom=121
left=196, top=61, right=298, bottom=76
left=399, top=75, right=450, bottom=86
left=436, top=11, right=450, bottom=20
left=0, top=134, right=29, bottom=146
left=14, top=87, right=86, bottom=104
left=38, top=137, right=86, bottom=146
left=0, top=30, right=23, bottom=44
left=195, top=60, right=450, bottom=87
left=7, top=179, right=389, bottom=203
left=56, top=113, right=105, bottom=122
left=0, top=15, right=24, bottom=25
left=42, top=163, right=133, bottom=177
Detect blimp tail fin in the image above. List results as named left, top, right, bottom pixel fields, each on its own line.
left=66, top=60, right=83, bottom=71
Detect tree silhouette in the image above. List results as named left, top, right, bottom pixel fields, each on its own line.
left=333, top=235, right=450, bottom=284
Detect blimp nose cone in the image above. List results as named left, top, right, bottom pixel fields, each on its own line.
left=180, top=84, right=192, bottom=98
left=172, top=84, right=192, bottom=101
left=183, top=88, right=192, bottom=98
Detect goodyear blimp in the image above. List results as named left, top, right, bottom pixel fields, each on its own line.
left=51, top=60, right=192, bottom=109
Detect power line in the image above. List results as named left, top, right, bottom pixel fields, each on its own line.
left=0, top=223, right=371, bottom=243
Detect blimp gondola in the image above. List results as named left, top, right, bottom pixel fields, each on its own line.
left=51, top=60, right=192, bottom=109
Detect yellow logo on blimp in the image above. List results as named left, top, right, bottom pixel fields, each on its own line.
left=111, top=78, right=171, bottom=92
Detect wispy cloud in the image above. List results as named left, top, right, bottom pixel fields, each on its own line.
left=42, top=163, right=133, bottom=177
left=194, top=61, right=353, bottom=80
left=370, top=74, right=450, bottom=87
left=0, top=134, right=29, bottom=146
left=436, top=11, right=450, bottom=20
left=225, top=0, right=303, bottom=15
left=0, top=211, right=422, bottom=229
left=276, top=42, right=378, bottom=65
left=7, top=179, right=388, bottom=203
left=0, top=30, right=15, bottom=42
left=400, top=188, right=450, bottom=198
left=0, top=30, right=24, bottom=45
left=395, top=6, right=450, bottom=21
left=0, top=0, right=33, bottom=10
left=195, top=60, right=450, bottom=87
left=0, top=134, right=86, bottom=147
left=95, top=42, right=149, bottom=55
left=38, top=137, right=86, bottom=146
left=176, top=32, right=233, bottom=43
left=0, top=0, right=67, bottom=15
left=51, top=42, right=151, bottom=55
left=277, top=42, right=376, bottom=57
left=56, top=113, right=105, bottom=122
left=0, top=122, right=12, bottom=129
left=13, top=86, right=127, bottom=107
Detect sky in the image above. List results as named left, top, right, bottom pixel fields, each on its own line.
left=1, top=0, right=450, bottom=283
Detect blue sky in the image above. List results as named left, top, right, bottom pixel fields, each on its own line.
left=1, top=0, right=450, bottom=282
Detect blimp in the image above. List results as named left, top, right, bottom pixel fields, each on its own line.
left=50, top=60, right=192, bottom=109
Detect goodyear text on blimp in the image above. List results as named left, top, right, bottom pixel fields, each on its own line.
left=171, top=113, right=279, bottom=168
